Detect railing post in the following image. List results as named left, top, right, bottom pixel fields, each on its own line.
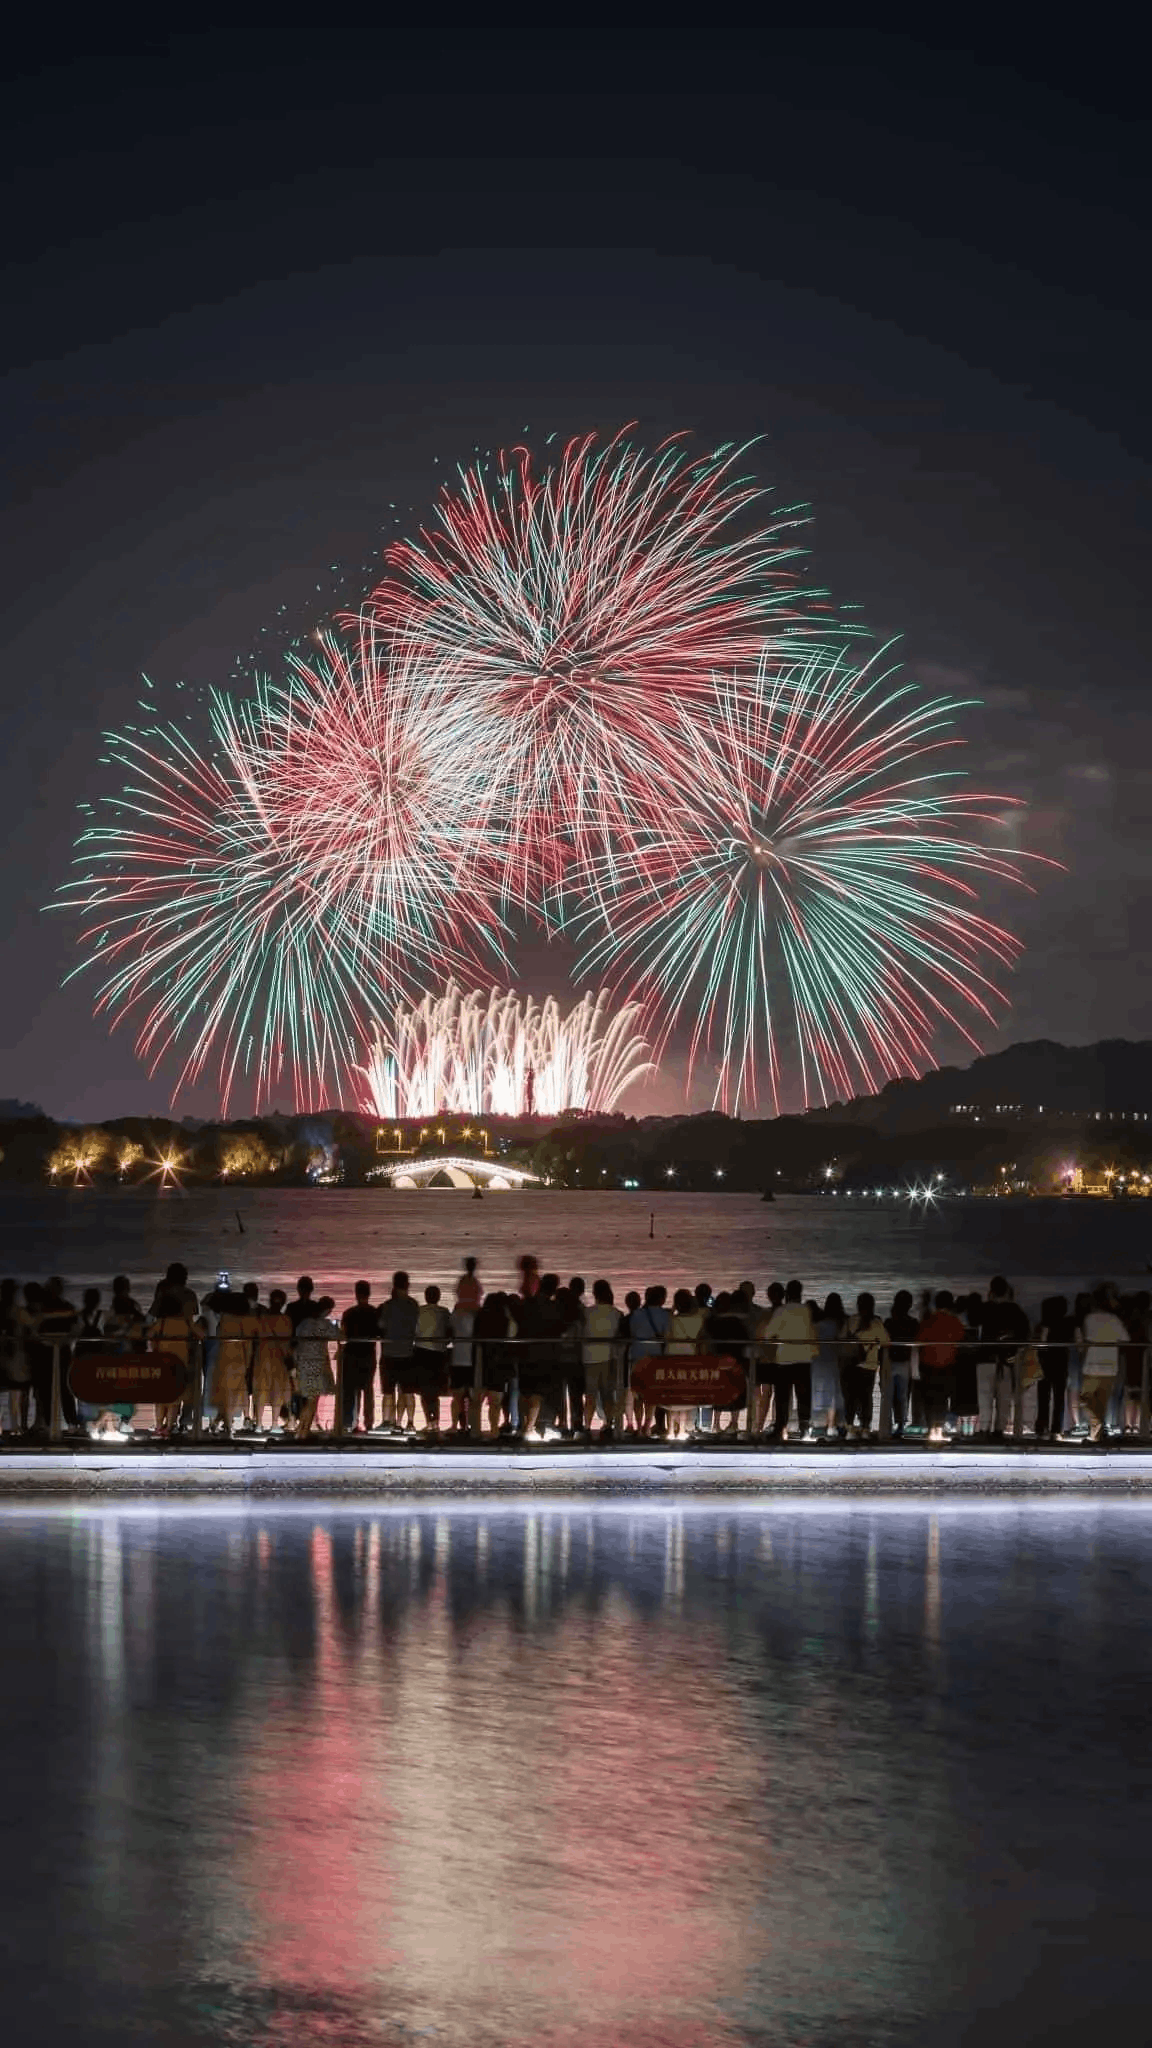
left=743, top=1336, right=758, bottom=1441
left=49, top=1340, right=63, bottom=1443
left=1012, top=1348, right=1025, bottom=1440
left=192, top=1344, right=204, bottom=1442
left=470, top=1338, right=483, bottom=1441
left=333, top=1338, right=345, bottom=1441
left=1140, top=1344, right=1151, bottom=1443
left=878, top=1351, right=893, bottom=1441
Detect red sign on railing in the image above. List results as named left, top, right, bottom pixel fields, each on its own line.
left=629, top=1354, right=746, bottom=1408
left=68, top=1350, right=189, bottom=1406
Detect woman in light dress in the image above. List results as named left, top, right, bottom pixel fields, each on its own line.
left=253, top=1288, right=293, bottom=1431
left=150, top=1291, right=207, bottom=1437
left=211, top=1294, right=261, bottom=1436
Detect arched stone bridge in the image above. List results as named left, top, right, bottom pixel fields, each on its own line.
left=374, top=1155, right=543, bottom=1191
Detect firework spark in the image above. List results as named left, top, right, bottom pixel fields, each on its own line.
left=58, top=629, right=507, bottom=1111
left=357, top=984, right=653, bottom=1119
left=579, top=648, right=1043, bottom=1113
left=369, top=430, right=846, bottom=901
left=231, top=623, right=508, bottom=984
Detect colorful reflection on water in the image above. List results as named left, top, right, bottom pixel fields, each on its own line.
left=1, top=1500, right=1149, bottom=2044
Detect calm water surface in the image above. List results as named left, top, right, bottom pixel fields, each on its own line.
left=1, top=1499, right=1148, bottom=2045
left=1, top=1187, right=1150, bottom=1305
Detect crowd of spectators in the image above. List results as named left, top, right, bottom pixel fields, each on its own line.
left=0, top=1257, right=1144, bottom=1444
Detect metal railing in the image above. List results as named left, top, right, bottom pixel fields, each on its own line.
left=12, top=1328, right=1151, bottom=1447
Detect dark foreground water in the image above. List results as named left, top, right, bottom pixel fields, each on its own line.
left=1, top=1500, right=1147, bottom=2046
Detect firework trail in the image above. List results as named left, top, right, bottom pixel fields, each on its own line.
left=368, top=430, right=846, bottom=903
left=578, top=648, right=1043, bottom=1114
left=59, top=630, right=507, bottom=1111
left=357, top=984, right=652, bottom=1119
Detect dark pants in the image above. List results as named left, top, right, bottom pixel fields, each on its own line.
left=921, top=1372, right=952, bottom=1429
left=342, top=1353, right=376, bottom=1430
left=770, top=1364, right=811, bottom=1434
left=414, top=1350, right=445, bottom=1428
left=843, top=1365, right=876, bottom=1430
left=1036, top=1364, right=1067, bottom=1437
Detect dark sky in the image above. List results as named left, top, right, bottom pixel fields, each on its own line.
left=1, top=24, right=1148, bottom=1120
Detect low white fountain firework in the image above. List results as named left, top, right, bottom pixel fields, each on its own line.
left=358, top=984, right=652, bottom=1119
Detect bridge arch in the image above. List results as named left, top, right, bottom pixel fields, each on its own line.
left=374, top=1154, right=543, bottom=1191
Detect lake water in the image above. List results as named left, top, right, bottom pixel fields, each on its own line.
left=1, top=1497, right=1148, bottom=2044
left=1, top=1186, right=1149, bottom=1311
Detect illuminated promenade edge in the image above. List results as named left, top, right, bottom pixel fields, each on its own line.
left=3, top=1447, right=1152, bottom=1493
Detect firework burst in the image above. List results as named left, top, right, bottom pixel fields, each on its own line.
left=58, top=431, right=1047, bottom=1116
left=232, top=623, right=508, bottom=986
left=369, top=430, right=845, bottom=902
left=59, top=628, right=507, bottom=1111
left=578, top=647, right=1042, bottom=1113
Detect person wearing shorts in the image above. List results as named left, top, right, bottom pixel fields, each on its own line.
left=448, top=1302, right=476, bottom=1434
left=378, top=1274, right=419, bottom=1433
left=1078, top=1286, right=1127, bottom=1440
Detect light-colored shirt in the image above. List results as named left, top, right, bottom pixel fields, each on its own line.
left=582, top=1303, right=620, bottom=1365
left=666, top=1309, right=705, bottom=1355
left=849, top=1316, right=888, bottom=1368
left=764, top=1302, right=816, bottom=1365
left=1080, top=1310, right=1127, bottom=1377
left=415, top=1303, right=452, bottom=1349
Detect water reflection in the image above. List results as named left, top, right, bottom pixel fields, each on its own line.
left=2, top=1500, right=1151, bottom=2045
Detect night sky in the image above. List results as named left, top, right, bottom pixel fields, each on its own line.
left=1, top=25, right=1147, bottom=1121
